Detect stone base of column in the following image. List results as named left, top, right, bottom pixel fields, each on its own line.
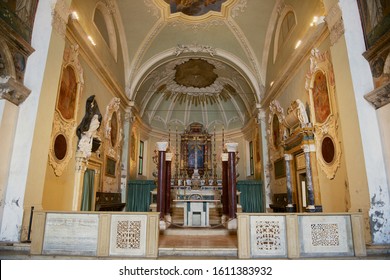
left=305, top=205, right=316, bottom=213
left=165, top=214, right=172, bottom=226
left=227, top=218, right=237, bottom=230
left=221, top=214, right=228, bottom=225
left=286, top=204, right=295, bottom=213
left=159, top=220, right=167, bottom=230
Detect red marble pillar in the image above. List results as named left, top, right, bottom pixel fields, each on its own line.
left=221, top=153, right=229, bottom=218
left=165, top=152, right=173, bottom=217
left=226, top=143, right=238, bottom=220
left=157, top=142, right=168, bottom=220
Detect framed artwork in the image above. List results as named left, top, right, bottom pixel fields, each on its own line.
left=312, top=71, right=331, bottom=124
left=274, top=158, right=286, bottom=179
left=105, top=156, right=116, bottom=177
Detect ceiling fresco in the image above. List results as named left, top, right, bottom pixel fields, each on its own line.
left=164, top=0, right=228, bottom=16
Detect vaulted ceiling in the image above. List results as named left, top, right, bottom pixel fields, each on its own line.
left=112, top=0, right=323, bottom=132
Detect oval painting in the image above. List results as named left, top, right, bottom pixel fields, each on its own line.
left=321, top=136, right=335, bottom=164
left=54, top=134, right=67, bottom=161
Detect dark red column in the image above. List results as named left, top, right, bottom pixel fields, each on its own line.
left=226, top=143, right=238, bottom=219
left=165, top=153, right=172, bottom=217
left=157, top=142, right=168, bottom=220
left=222, top=153, right=229, bottom=218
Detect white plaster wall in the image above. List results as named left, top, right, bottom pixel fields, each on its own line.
left=0, top=0, right=63, bottom=242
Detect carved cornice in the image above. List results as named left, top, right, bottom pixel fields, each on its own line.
left=174, top=44, right=216, bottom=57
left=52, top=0, right=70, bottom=39
left=364, top=82, right=390, bottom=109
left=324, top=2, right=344, bottom=46
left=0, top=75, right=31, bottom=105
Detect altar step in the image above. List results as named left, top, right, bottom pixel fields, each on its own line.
left=158, top=226, right=238, bottom=258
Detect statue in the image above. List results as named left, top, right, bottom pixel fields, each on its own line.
left=76, top=95, right=102, bottom=158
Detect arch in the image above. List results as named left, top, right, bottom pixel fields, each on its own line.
left=128, top=48, right=262, bottom=104
left=273, top=5, right=297, bottom=63
left=93, top=1, right=118, bottom=61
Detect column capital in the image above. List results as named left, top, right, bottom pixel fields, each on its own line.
left=284, top=154, right=293, bottom=161
left=221, top=153, right=229, bottom=161
left=166, top=152, right=173, bottom=161
left=301, top=144, right=316, bottom=153
left=156, top=141, right=168, bottom=152
left=225, top=142, right=238, bottom=153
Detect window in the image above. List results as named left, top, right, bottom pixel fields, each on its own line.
left=138, top=141, right=144, bottom=175
left=249, top=141, right=254, bottom=176
left=273, top=8, right=297, bottom=62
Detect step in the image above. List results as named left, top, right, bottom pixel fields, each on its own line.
left=162, top=227, right=235, bottom=236
left=159, top=247, right=238, bottom=258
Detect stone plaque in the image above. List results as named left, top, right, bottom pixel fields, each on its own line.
left=109, top=215, right=147, bottom=257
left=250, top=216, right=287, bottom=258
left=299, top=215, right=354, bottom=257
left=42, top=213, right=99, bottom=256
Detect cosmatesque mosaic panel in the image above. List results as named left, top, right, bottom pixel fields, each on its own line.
left=299, top=215, right=354, bottom=257
left=116, top=220, right=141, bottom=249
left=250, top=216, right=287, bottom=257
left=310, top=223, right=340, bottom=247
left=110, top=215, right=147, bottom=256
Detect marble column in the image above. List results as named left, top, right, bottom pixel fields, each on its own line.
left=257, top=106, right=271, bottom=212
left=284, top=154, right=294, bottom=212
left=221, top=153, right=229, bottom=224
left=302, top=144, right=315, bottom=212
left=165, top=152, right=173, bottom=224
left=120, top=104, right=134, bottom=203
left=226, top=143, right=238, bottom=229
left=157, top=142, right=168, bottom=229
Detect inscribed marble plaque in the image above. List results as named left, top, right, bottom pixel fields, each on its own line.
left=299, top=215, right=354, bottom=257
left=250, top=216, right=287, bottom=258
left=109, top=215, right=147, bottom=256
left=42, top=213, right=99, bottom=256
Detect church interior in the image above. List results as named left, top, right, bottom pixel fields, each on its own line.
left=0, top=0, right=389, bottom=259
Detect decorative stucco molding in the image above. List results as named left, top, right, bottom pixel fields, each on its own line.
left=0, top=75, right=31, bottom=105
left=324, top=3, right=344, bottom=46
left=103, top=97, right=123, bottom=192
left=49, top=44, right=84, bottom=176
left=49, top=110, right=77, bottom=176
left=174, top=44, right=216, bottom=57
left=51, top=0, right=70, bottom=39
left=364, top=83, right=390, bottom=109
left=306, top=49, right=341, bottom=179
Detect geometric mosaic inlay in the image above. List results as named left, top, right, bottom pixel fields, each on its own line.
left=110, top=215, right=147, bottom=256
left=310, top=223, right=340, bottom=247
left=255, top=220, right=282, bottom=251
left=250, top=215, right=287, bottom=257
left=116, top=220, right=141, bottom=249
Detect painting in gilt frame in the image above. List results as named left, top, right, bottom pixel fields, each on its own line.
left=312, top=71, right=331, bottom=124
left=105, top=156, right=116, bottom=177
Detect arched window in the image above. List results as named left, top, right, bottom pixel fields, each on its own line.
left=93, top=2, right=117, bottom=60
left=273, top=8, right=297, bottom=63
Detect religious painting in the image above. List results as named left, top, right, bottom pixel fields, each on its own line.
left=312, top=71, right=331, bottom=124
left=58, top=65, right=77, bottom=120
left=165, top=0, right=228, bottom=16
left=274, top=158, right=286, bottom=179
left=357, top=0, right=390, bottom=47
left=272, top=114, right=281, bottom=149
left=188, top=141, right=204, bottom=169
left=105, top=156, right=116, bottom=177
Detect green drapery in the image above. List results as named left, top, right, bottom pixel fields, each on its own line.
left=80, top=169, right=95, bottom=211
left=237, top=180, right=263, bottom=213
left=126, top=180, right=156, bottom=212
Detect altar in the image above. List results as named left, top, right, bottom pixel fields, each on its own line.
left=152, top=122, right=241, bottom=229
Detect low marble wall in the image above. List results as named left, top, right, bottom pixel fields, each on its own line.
left=30, top=211, right=159, bottom=258
left=237, top=213, right=366, bottom=259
